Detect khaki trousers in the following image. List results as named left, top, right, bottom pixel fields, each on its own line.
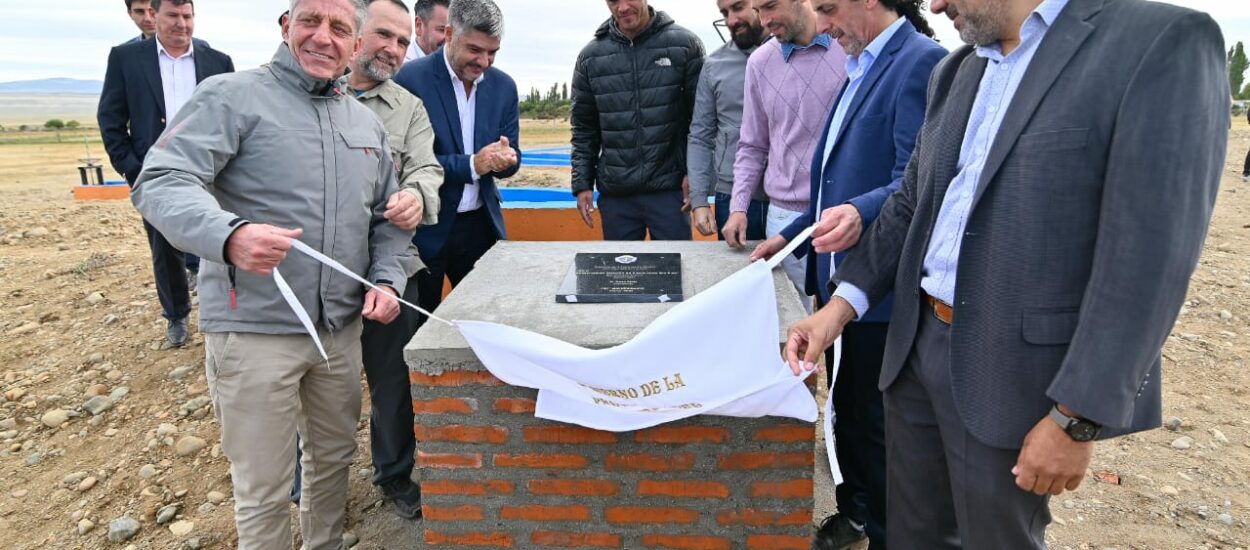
left=205, top=320, right=363, bottom=550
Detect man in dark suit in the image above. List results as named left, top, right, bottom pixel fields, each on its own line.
left=785, top=0, right=1228, bottom=547
left=751, top=1, right=944, bottom=547
left=393, top=0, right=519, bottom=319
left=98, top=0, right=233, bottom=347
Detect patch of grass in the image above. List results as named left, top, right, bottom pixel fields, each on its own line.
left=69, top=252, right=113, bottom=277
left=520, top=119, right=571, bottom=148
left=0, top=128, right=101, bottom=146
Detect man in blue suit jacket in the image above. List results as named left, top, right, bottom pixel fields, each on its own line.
left=393, top=0, right=519, bottom=318
left=752, top=1, right=944, bottom=547
left=98, top=0, right=233, bottom=347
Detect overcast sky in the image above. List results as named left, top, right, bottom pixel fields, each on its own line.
left=3, top=0, right=1248, bottom=94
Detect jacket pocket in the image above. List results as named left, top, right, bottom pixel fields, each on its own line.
left=337, top=130, right=385, bottom=203
left=1021, top=307, right=1080, bottom=345
left=1016, top=128, right=1089, bottom=152
left=339, top=130, right=384, bottom=153
left=204, top=332, right=239, bottom=379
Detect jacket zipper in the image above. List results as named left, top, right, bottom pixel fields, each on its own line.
left=630, top=40, right=644, bottom=183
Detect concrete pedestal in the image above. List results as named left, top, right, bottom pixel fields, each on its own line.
left=406, top=241, right=816, bottom=548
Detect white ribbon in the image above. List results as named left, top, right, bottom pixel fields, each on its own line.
left=822, top=337, right=844, bottom=485
left=765, top=224, right=817, bottom=271
left=273, top=267, right=329, bottom=364
left=273, top=240, right=455, bottom=365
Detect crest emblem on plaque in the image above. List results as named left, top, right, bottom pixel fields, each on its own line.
left=614, top=255, right=638, bottom=265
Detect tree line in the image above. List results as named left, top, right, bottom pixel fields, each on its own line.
left=1230, top=41, right=1249, bottom=100
left=519, top=82, right=571, bottom=120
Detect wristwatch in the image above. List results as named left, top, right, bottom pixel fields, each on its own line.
left=1049, top=405, right=1101, bottom=442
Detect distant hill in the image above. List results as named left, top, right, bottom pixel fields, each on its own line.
left=0, top=79, right=102, bottom=95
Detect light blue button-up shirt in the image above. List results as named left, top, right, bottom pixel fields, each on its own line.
left=833, top=0, right=1070, bottom=317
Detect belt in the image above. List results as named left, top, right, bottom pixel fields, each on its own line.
left=922, top=290, right=953, bottom=325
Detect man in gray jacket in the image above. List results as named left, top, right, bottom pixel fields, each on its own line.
left=131, top=0, right=415, bottom=546
left=687, top=0, right=767, bottom=239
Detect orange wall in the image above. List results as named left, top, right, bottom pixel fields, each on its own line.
left=502, top=208, right=717, bottom=242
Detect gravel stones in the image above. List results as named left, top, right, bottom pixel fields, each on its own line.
left=107, top=516, right=140, bottom=542
left=40, top=409, right=69, bottom=428
left=82, top=396, right=114, bottom=415
left=174, top=436, right=207, bottom=457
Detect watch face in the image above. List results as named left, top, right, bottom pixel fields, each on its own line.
left=1070, top=421, right=1100, bottom=442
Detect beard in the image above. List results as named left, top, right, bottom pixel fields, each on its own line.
left=843, top=37, right=867, bottom=58
left=730, top=22, right=765, bottom=50
left=831, top=28, right=867, bottom=58
left=950, top=2, right=1009, bottom=46
left=360, top=52, right=399, bottom=82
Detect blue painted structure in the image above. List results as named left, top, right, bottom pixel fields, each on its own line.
left=520, top=146, right=572, bottom=168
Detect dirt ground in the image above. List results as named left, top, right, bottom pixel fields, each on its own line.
left=0, top=119, right=1247, bottom=550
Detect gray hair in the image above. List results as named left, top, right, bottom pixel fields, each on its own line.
left=150, top=0, right=193, bottom=13
left=289, top=0, right=369, bottom=36
left=448, top=0, right=503, bottom=38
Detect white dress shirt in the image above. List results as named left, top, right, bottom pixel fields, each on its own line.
left=404, top=42, right=428, bottom=63
left=444, top=50, right=485, bottom=213
left=156, top=37, right=197, bottom=121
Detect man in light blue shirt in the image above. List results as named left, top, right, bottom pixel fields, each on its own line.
left=786, top=0, right=1230, bottom=547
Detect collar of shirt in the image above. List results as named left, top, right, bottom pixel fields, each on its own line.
left=975, top=0, right=1069, bottom=62
left=156, top=36, right=195, bottom=60
left=845, top=16, right=907, bottom=82
left=443, top=49, right=485, bottom=88
left=351, top=79, right=402, bottom=107
left=780, top=33, right=832, bottom=63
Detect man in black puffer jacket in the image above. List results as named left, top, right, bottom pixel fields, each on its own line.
left=571, top=0, right=705, bottom=240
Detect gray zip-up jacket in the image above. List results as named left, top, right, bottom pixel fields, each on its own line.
left=686, top=40, right=765, bottom=209
left=132, top=45, right=415, bottom=334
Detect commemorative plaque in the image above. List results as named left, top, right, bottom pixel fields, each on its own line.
left=556, top=253, right=683, bottom=303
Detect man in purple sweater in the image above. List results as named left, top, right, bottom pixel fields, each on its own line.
left=722, top=0, right=846, bottom=308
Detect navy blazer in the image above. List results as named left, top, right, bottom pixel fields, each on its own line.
left=393, top=48, right=521, bottom=260
left=780, top=21, right=945, bottom=323
left=97, top=38, right=234, bottom=184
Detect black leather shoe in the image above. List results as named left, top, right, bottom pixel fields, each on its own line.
left=812, top=513, right=866, bottom=550
left=379, top=478, right=422, bottom=520
left=166, top=317, right=189, bottom=348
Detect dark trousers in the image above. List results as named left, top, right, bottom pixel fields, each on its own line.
left=598, top=188, right=692, bottom=241
left=714, top=192, right=768, bottom=242
left=828, top=322, right=888, bottom=549
left=885, top=308, right=1050, bottom=549
left=416, top=208, right=500, bottom=318
left=1243, top=146, right=1249, bottom=176
left=361, top=275, right=423, bottom=486
left=142, top=220, right=192, bottom=320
